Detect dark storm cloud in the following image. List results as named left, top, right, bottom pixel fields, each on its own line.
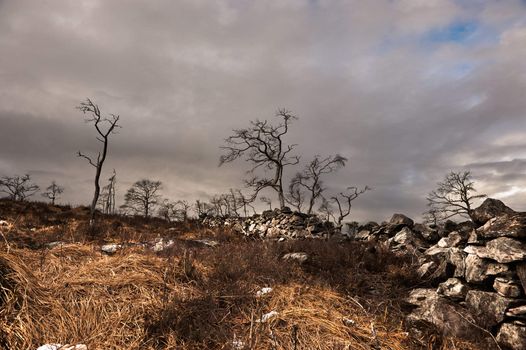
left=1, top=0, right=526, bottom=221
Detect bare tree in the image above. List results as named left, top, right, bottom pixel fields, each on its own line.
left=159, top=200, right=178, bottom=222
left=42, top=181, right=64, bottom=205
left=220, top=109, right=300, bottom=208
left=331, top=186, right=371, bottom=228
left=122, top=179, right=162, bottom=218
left=286, top=180, right=305, bottom=212
left=176, top=200, right=191, bottom=222
left=426, top=171, right=486, bottom=222
left=194, top=199, right=215, bottom=218
left=77, top=99, right=121, bottom=224
left=0, top=174, right=40, bottom=201
left=318, top=197, right=335, bottom=222
left=260, top=196, right=272, bottom=210
left=99, top=170, right=117, bottom=214
left=291, top=154, right=347, bottom=214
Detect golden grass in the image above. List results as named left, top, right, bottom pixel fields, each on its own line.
left=0, top=236, right=479, bottom=350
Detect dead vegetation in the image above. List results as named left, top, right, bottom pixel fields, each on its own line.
left=0, top=200, right=480, bottom=349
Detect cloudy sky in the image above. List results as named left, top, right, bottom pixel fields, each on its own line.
left=1, top=0, right=526, bottom=222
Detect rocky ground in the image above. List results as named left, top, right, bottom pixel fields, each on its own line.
left=1, top=198, right=524, bottom=349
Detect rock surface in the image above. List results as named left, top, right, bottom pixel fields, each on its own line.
left=471, top=198, right=515, bottom=226
left=496, top=323, right=526, bottom=349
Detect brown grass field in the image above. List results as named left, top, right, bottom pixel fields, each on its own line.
left=0, top=200, right=479, bottom=350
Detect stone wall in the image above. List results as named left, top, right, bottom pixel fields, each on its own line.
left=202, top=207, right=334, bottom=239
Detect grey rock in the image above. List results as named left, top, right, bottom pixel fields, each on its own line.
left=389, top=213, right=414, bottom=228
left=437, top=278, right=469, bottom=300
left=494, top=277, right=523, bottom=298
left=496, top=323, right=526, bottom=349
left=437, top=231, right=463, bottom=248
left=467, top=237, right=526, bottom=264
left=446, top=248, right=466, bottom=278
left=465, top=254, right=510, bottom=283
left=471, top=198, right=515, bottom=226
left=282, top=252, right=309, bottom=264
left=405, top=288, right=484, bottom=340
left=101, top=243, right=121, bottom=254
left=354, top=230, right=373, bottom=241
left=478, top=214, right=526, bottom=239
left=506, top=305, right=526, bottom=317
left=417, top=261, right=437, bottom=278
left=465, top=290, right=516, bottom=328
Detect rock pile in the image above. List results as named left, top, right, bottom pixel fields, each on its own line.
left=398, top=199, right=526, bottom=349
left=202, top=207, right=334, bottom=239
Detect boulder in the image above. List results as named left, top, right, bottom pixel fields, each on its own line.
left=506, top=305, right=526, bottom=318
left=471, top=198, right=515, bottom=226
left=496, top=323, right=526, bottom=349
left=437, top=278, right=469, bottom=300
left=516, top=262, right=526, bottom=295
left=465, top=238, right=526, bottom=264
left=464, top=254, right=510, bottom=283
left=477, top=214, right=526, bottom=239
left=493, top=277, right=523, bottom=298
left=282, top=252, right=309, bottom=264
left=465, top=290, right=517, bottom=328
left=354, top=230, right=373, bottom=241
left=446, top=248, right=466, bottom=278
left=405, top=289, right=484, bottom=340
left=437, top=231, right=463, bottom=248
left=389, top=213, right=414, bottom=228
left=413, top=223, right=440, bottom=243
left=101, top=243, right=121, bottom=254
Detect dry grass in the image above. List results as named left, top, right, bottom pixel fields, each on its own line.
left=0, top=200, right=481, bottom=349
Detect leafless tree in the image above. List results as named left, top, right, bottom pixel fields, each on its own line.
left=232, top=188, right=256, bottom=217
left=122, top=179, right=162, bottom=218
left=290, top=154, right=347, bottom=214
left=220, top=109, right=300, bottom=208
left=260, top=196, right=272, bottom=210
left=0, top=174, right=40, bottom=201
left=42, top=181, right=64, bottom=205
left=426, top=171, right=486, bottom=222
left=176, top=200, right=192, bottom=222
left=99, top=170, right=117, bottom=214
left=331, top=186, right=371, bottom=228
left=159, top=200, right=176, bottom=222
left=77, top=99, right=121, bottom=224
left=194, top=200, right=215, bottom=218
left=286, top=180, right=305, bottom=212
left=318, top=197, right=335, bottom=222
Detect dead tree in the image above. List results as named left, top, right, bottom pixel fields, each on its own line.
left=0, top=174, right=40, bottom=201
left=77, top=99, right=120, bottom=224
left=318, top=197, right=335, bottom=222
left=260, top=196, right=272, bottom=210
left=122, top=179, right=162, bottom=218
left=426, top=170, right=486, bottom=222
left=99, top=170, right=117, bottom=214
left=290, top=154, right=347, bottom=214
left=42, top=181, right=64, bottom=205
left=286, top=180, right=305, bottom=213
left=176, top=200, right=192, bottom=221
left=331, top=186, right=370, bottom=228
left=220, top=109, right=300, bottom=209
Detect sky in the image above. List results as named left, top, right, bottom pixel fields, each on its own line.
left=0, top=0, right=526, bottom=222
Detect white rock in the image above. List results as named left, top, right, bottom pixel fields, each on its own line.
left=194, top=239, right=219, bottom=247
left=101, top=244, right=121, bottom=254
left=282, top=252, right=309, bottom=264
left=256, top=287, right=273, bottom=297
left=258, top=310, right=279, bottom=323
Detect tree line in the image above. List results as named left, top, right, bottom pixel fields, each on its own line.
left=0, top=98, right=489, bottom=227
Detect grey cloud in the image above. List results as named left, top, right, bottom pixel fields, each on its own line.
left=1, top=0, right=526, bottom=221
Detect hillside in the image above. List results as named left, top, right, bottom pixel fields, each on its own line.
left=0, top=199, right=521, bottom=349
